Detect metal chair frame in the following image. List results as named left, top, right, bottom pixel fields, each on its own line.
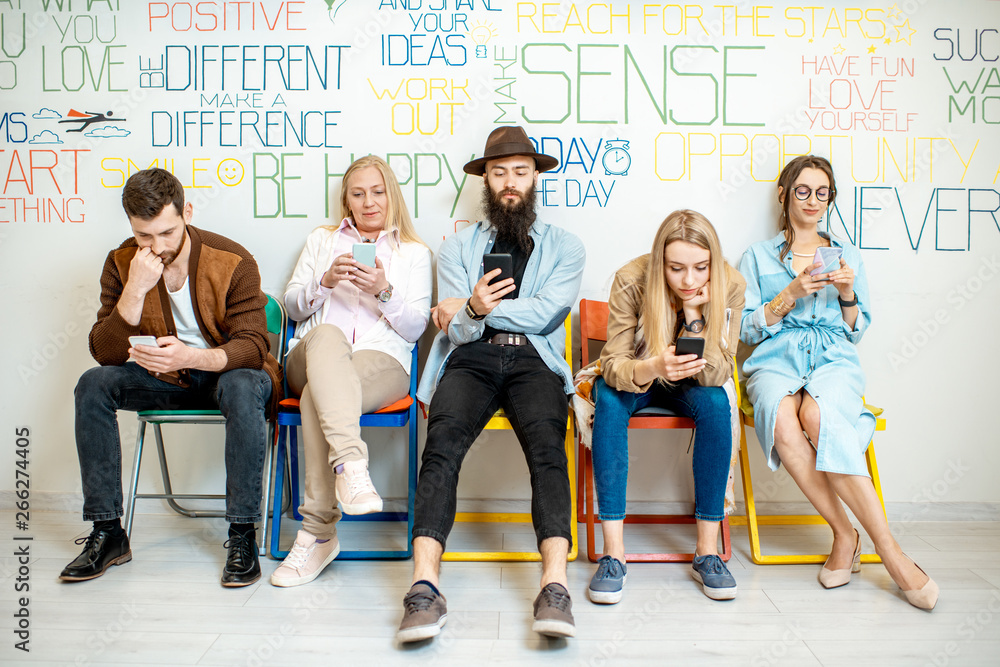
left=732, top=392, right=887, bottom=565
left=268, top=320, right=418, bottom=560
left=124, top=293, right=286, bottom=557
left=442, top=315, right=578, bottom=562
left=575, top=298, right=733, bottom=564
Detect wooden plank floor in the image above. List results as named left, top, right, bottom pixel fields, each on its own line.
left=3, top=511, right=999, bottom=665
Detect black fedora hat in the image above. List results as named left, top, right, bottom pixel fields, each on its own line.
left=463, top=126, right=559, bottom=176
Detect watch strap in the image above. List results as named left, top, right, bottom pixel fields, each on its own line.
left=465, top=300, right=486, bottom=321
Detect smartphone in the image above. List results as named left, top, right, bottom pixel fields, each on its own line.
left=352, top=243, right=376, bottom=268
left=674, top=337, right=705, bottom=359
left=128, top=335, right=159, bottom=348
left=483, top=253, right=514, bottom=298
left=810, top=246, right=843, bottom=276
left=128, top=335, right=160, bottom=362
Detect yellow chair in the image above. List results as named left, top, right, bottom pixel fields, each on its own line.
left=443, top=316, right=578, bottom=562
left=732, top=374, right=887, bottom=565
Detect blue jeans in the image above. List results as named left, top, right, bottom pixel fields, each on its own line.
left=414, top=342, right=572, bottom=549
left=591, top=376, right=731, bottom=522
left=74, top=362, right=271, bottom=523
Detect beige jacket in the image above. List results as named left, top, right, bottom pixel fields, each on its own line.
left=600, top=255, right=746, bottom=392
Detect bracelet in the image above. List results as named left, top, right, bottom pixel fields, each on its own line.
left=768, top=294, right=793, bottom=318
left=838, top=292, right=858, bottom=308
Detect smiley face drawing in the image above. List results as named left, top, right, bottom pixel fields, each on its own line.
left=217, top=159, right=245, bottom=186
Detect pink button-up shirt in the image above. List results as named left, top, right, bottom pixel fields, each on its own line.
left=312, top=219, right=393, bottom=344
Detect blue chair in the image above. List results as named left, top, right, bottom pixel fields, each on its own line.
left=124, top=294, right=285, bottom=557
left=268, top=320, right=418, bottom=560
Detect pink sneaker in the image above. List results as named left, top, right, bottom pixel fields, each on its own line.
left=270, top=530, right=339, bottom=587
left=335, top=459, right=384, bottom=515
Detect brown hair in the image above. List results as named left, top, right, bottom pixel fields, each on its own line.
left=122, top=168, right=185, bottom=220
left=776, top=155, right=837, bottom=261
left=327, top=155, right=425, bottom=247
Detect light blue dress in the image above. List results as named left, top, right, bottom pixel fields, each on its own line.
left=738, top=232, right=875, bottom=476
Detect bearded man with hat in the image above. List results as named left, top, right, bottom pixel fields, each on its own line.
left=397, top=126, right=586, bottom=642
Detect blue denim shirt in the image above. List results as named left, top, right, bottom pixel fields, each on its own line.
left=417, top=218, right=586, bottom=403
left=738, top=231, right=875, bottom=475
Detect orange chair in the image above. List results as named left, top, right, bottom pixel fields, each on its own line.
left=576, top=298, right=732, bottom=563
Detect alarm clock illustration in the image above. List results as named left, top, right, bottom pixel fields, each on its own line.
left=602, top=139, right=631, bottom=176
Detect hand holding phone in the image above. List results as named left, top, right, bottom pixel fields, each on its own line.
left=352, top=243, right=376, bottom=268
left=810, top=246, right=843, bottom=276
left=483, top=253, right=514, bottom=299
left=674, top=337, right=705, bottom=359
left=128, top=335, right=160, bottom=362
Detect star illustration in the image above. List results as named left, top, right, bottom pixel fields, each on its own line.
left=808, top=38, right=814, bottom=43
left=884, top=37, right=892, bottom=44
left=886, top=4, right=901, bottom=20
left=833, top=43, right=846, bottom=55
left=868, top=44, right=877, bottom=53
left=895, top=18, right=916, bottom=45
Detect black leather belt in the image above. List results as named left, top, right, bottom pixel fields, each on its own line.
left=488, top=333, right=529, bottom=346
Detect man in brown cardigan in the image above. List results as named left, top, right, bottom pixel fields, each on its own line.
left=60, top=168, right=281, bottom=587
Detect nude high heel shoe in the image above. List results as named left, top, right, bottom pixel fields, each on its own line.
left=901, top=559, right=939, bottom=611
left=819, top=529, right=861, bottom=589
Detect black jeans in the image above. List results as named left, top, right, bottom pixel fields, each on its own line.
left=414, top=342, right=572, bottom=549
left=74, top=362, right=271, bottom=523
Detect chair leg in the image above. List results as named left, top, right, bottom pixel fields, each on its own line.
left=584, top=444, right=599, bottom=563
left=289, top=425, right=303, bottom=521
left=270, top=424, right=289, bottom=559
left=258, top=423, right=274, bottom=557
left=124, top=421, right=146, bottom=538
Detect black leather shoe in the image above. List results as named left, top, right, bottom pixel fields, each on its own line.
left=221, top=530, right=260, bottom=587
left=59, top=526, right=132, bottom=581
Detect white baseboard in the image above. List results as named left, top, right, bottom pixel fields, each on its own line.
left=7, top=492, right=999, bottom=522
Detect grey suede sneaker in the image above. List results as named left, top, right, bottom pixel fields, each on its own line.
left=588, top=555, right=627, bottom=604
left=691, top=554, right=738, bottom=600
left=532, top=583, right=575, bottom=638
left=397, top=583, right=447, bottom=643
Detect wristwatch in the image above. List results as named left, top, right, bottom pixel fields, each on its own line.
left=838, top=292, right=858, bottom=307
left=376, top=284, right=393, bottom=303
left=465, top=300, right=486, bottom=321
left=681, top=317, right=705, bottom=333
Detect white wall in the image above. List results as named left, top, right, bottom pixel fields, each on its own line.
left=2, top=0, right=998, bottom=515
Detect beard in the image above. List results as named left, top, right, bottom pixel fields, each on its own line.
left=157, top=227, right=187, bottom=266
left=482, top=181, right=537, bottom=254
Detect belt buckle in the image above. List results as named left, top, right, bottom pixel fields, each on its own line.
left=507, top=334, right=517, bottom=345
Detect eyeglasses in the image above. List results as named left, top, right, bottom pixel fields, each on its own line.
left=793, top=186, right=834, bottom=201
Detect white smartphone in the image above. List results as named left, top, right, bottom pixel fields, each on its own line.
left=810, top=246, right=843, bottom=275
left=128, top=335, right=159, bottom=363
left=128, top=335, right=159, bottom=348
left=352, top=243, right=376, bottom=268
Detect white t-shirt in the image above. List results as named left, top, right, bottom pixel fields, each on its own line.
left=166, top=277, right=210, bottom=349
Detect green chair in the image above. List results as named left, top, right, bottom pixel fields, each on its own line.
left=123, top=294, right=285, bottom=556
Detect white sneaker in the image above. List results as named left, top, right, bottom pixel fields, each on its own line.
left=270, top=530, right=340, bottom=587
left=335, top=459, right=384, bottom=515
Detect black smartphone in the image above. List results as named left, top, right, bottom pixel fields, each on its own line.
left=675, top=337, right=705, bottom=359
left=483, top=253, right=514, bottom=298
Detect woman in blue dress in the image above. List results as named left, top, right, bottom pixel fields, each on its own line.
left=738, top=155, right=938, bottom=610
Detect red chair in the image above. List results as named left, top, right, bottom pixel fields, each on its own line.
left=576, top=298, right=732, bottom=563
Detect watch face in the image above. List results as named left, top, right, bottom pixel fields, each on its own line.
left=686, top=318, right=705, bottom=333
left=377, top=286, right=392, bottom=302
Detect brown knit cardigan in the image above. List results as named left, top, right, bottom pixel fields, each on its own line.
left=88, top=225, right=282, bottom=415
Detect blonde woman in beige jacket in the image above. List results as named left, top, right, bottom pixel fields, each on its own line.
left=587, top=210, right=745, bottom=604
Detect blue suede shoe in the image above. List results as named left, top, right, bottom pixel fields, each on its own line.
left=691, top=554, right=737, bottom=600
left=588, top=555, right=627, bottom=604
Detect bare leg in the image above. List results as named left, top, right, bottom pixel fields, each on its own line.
left=695, top=520, right=721, bottom=557
left=539, top=536, right=569, bottom=589
left=600, top=520, right=625, bottom=563
left=827, top=473, right=929, bottom=591
left=773, top=393, right=856, bottom=571
left=411, top=536, right=444, bottom=587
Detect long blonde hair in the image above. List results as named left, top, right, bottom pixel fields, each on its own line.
left=326, top=155, right=426, bottom=247
left=642, top=210, right=728, bottom=361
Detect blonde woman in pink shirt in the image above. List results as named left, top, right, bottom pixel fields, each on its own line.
left=272, top=156, right=432, bottom=587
